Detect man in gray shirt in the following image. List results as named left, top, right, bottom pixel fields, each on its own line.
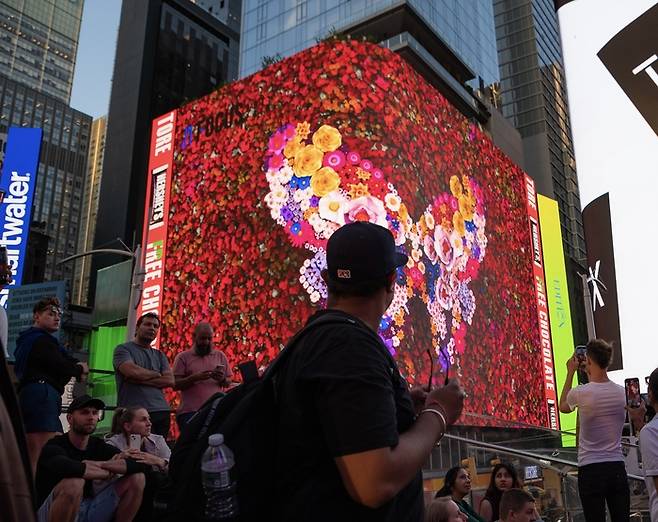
left=113, top=313, right=174, bottom=436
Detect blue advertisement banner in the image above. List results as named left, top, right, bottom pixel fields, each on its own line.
left=0, top=127, right=42, bottom=307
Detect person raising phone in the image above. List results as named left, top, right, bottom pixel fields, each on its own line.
left=558, top=339, right=628, bottom=522
left=172, top=322, right=233, bottom=430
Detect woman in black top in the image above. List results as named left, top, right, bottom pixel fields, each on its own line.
left=435, top=466, right=485, bottom=522
left=14, top=297, right=88, bottom=476
left=478, top=463, right=522, bottom=522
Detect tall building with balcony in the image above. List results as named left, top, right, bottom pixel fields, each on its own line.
left=0, top=0, right=84, bottom=103
left=93, top=0, right=242, bottom=288
left=73, top=115, right=105, bottom=305
left=0, top=73, right=92, bottom=284
left=493, top=0, right=585, bottom=261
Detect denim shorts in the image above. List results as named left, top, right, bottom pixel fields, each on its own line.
left=37, top=481, right=120, bottom=522
left=19, top=382, right=63, bottom=433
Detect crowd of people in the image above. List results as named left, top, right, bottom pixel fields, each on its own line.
left=6, top=222, right=658, bottom=521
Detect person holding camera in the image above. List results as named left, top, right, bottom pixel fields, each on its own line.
left=172, top=322, right=232, bottom=430
left=628, top=369, right=658, bottom=521
left=558, top=339, right=628, bottom=522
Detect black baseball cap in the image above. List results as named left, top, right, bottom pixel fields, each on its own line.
left=326, top=222, right=408, bottom=284
left=67, top=395, right=105, bottom=413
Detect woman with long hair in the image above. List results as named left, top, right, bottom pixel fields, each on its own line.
left=107, top=406, right=170, bottom=521
left=478, top=463, right=522, bottom=522
left=426, top=497, right=468, bottom=522
left=106, top=406, right=170, bottom=471
left=435, top=466, right=485, bottom=522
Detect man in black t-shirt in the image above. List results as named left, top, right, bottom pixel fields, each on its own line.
left=36, top=395, right=147, bottom=522
left=276, top=222, right=466, bottom=521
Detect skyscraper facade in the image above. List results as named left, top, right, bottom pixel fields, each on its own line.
left=240, top=0, right=499, bottom=88
left=0, top=0, right=84, bottom=103
left=0, top=73, right=92, bottom=283
left=239, top=0, right=525, bottom=172
left=94, top=0, right=242, bottom=279
left=493, top=0, right=585, bottom=261
left=73, top=115, right=106, bottom=305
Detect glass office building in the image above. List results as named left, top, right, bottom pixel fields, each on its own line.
left=494, top=0, right=585, bottom=261
left=240, top=0, right=499, bottom=87
left=73, top=115, right=106, bottom=306
left=0, top=0, right=83, bottom=103
left=0, top=73, right=92, bottom=283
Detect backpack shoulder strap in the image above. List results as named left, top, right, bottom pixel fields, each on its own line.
left=262, top=312, right=359, bottom=380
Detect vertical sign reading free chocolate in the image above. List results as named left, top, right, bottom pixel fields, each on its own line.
left=525, top=175, right=560, bottom=430
left=137, top=110, right=177, bottom=349
left=598, top=4, right=658, bottom=138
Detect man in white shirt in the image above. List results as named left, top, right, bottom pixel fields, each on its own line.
left=559, top=339, right=629, bottom=522
left=629, top=368, right=658, bottom=521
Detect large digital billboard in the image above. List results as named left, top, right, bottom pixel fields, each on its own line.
left=148, top=41, right=554, bottom=427
left=556, top=1, right=658, bottom=386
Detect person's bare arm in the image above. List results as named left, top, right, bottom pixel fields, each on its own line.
left=117, top=361, right=161, bottom=383
left=82, top=460, right=112, bottom=480
left=100, top=458, right=128, bottom=475
left=174, top=370, right=213, bottom=390
left=479, top=498, right=493, bottom=522
left=139, top=368, right=175, bottom=388
left=334, top=381, right=463, bottom=508
left=559, top=355, right=579, bottom=414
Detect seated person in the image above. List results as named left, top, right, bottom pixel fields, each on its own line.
left=106, top=406, right=170, bottom=521
left=106, top=406, right=170, bottom=472
left=499, top=489, right=540, bottom=522
left=36, top=395, right=148, bottom=522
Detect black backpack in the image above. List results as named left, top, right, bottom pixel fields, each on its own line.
left=160, top=313, right=354, bottom=521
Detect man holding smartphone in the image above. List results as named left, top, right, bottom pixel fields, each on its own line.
left=172, top=322, right=232, bottom=430
left=558, top=339, right=628, bottom=522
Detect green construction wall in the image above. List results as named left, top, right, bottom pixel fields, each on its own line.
left=88, top=326, right=125, bottom=433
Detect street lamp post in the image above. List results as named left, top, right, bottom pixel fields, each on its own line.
left=58, top=246, right=145, bottom=342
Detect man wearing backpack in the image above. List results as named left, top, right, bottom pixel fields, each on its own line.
left=275, top=222, right=466, bottom=521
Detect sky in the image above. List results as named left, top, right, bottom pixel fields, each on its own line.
left=69, top=0, right=122, bottom=118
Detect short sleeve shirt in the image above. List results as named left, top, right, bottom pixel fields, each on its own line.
left=172, top=348, right=233, bottom=413
left=113, top=341, right=171, bottom=412
left=275, top=310, right=423, bottom=522
left=640, top=416, right=658, bottom=521
left=566, top=380, right=625, bottom=466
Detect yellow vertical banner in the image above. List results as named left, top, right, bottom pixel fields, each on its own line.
left=537, top=195, right=577, bottom=445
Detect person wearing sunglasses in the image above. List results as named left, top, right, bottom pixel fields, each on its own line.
left=14, top=296, right=89, bottom=476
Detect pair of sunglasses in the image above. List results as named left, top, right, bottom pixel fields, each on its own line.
left=426, top=347, right=450, bottom=391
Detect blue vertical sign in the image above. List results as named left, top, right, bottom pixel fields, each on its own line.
left=0, top=127, right=42, bottom=307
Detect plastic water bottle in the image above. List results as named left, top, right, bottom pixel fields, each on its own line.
left=201, top=433, right=239, bottom=520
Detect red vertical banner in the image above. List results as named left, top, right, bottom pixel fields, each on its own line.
left=524, top=175, right=559, bottom=430
left=136, top=110, right=177, bottom=349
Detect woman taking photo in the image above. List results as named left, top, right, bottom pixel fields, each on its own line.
left=435, top=466, right=485, bottom=522
left=106, top=406, right=170, bottom=470
left=14, top=297, right=89, bottom=475
left=107, top=406, right=170, bottom=521
left=478, top=463, right=523, bottom=522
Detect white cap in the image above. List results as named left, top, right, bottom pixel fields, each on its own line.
left=208, top=433, right=224, bottom=446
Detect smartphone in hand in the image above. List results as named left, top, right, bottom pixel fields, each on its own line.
left=575, top=345, right=587, bottom=367
left=625, top=377, right=641, bottom=408
left=129, top=434, right=141, bottom=450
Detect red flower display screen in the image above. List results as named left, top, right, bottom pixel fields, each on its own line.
left=150, top=41, right=552, bottom=428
